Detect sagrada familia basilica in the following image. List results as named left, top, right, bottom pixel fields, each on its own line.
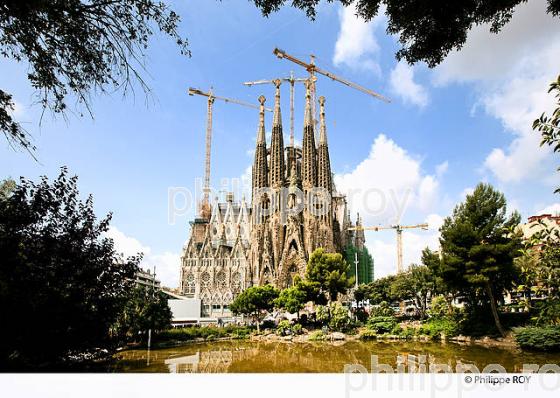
left=180, top=82, right=365, bottom=317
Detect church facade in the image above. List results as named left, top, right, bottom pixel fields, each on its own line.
left=180, top=82, right=365, bottom=317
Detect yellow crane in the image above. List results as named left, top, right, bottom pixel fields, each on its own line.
left=272, top=48, right=390, bottom=133
left=188, top=87, right=272, bottom=218
left=348, top=223, right=429, bottom=274
left=243, top=71, right=308, bottom=146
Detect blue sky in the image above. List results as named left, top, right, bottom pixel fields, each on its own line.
left=2, top=0, right=560, bottom=286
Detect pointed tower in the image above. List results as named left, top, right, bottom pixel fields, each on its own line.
left=269, top=79, right=285, bottom=189
left=315, top=96, right=334, bottom=250
left=317, top=96, right=332, bottom=197
left=252, top=95, right=269, bottom=223
left=301, top=80, right=317, bottom=193
left=301, top=81, right=318, bottom=257
left=268, top=80, right=286, bottom=274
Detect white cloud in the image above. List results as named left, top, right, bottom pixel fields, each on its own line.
left=433, top=0, right=560, bottom=185
left=460, top=187, right=475, bottom=200
left=105, top=226, right=180, bottom=288
left=333, top=4, right=385, bottom=76
left=536, top=203, right=560, bottom=216
left=106, top=226, right=150, bottom=258
left=426, top=213, right=444, bottom=230
left=435, top=161, right=449, bottom=177
left=334, top=134, right=444, bottom=226
left=368, top=213, right=442, bottom=278
left=334, top=135, right=447, bottom=277
left=389, top=62, right=429, bottom=108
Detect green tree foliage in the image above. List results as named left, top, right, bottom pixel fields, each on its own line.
left=251, top=1, right=560, bottom=67
left=438, top=183, right=522, bottom=336
left=366, top=315, right=397, bottom=334
left=229, top=284, right=279, bottom=332
left=345, top=244, right=374, bottom=284
left=0, top=168, right=139, bottom=368
left=390, top=264, right=437, bottom=319
left=514, top=326, right=560, bottom=352
left=428, top=295, right=452, bottom=319
left=353, top=275, right=396, bottom=305
left=293, top=276, right=327, bottom=306
left=112, top=287, right=172, bottom=343
left=274, top=285, right=307, bottom=316
left=306, top=248, right=353, bottom=302
left=0, top=0, right=188, bottom=152
left=533, top=75, right=560, bottom=192
left=517, top=221, right=560, bottom=325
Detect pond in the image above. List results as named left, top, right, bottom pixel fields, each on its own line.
left=112, top=340, right=560, bottom=373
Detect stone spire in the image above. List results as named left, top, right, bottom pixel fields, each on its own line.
left=270, top=79, right=285, bottom=189
left=317, top=96, right=332, bottom=195
left=301, top=80, right=317, bottom=192
left=252, top=95, right=268, bottom=203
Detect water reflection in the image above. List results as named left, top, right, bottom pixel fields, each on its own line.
left=112, top=340, right=560, bottom=373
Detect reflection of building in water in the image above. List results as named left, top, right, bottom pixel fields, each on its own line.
left=164, top=352, right=200, bottom=373
left=164, top=347, right=260, bottom=373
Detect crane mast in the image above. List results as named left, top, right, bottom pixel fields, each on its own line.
left=243, top=71, right=307, bottom=146
left=188, top=87, right=271, bottom=219
left=349, top=223, right=429, bottom=274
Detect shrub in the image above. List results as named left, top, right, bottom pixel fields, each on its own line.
left=370, top=301, right=395, bottom=317
left=428, top=295, right=451, bottom=318
left=419, top=318, right=459, bottom=339
left=156, top=325, right=252, bottom=342
left=533, top=299, right=560, bottom=326
left=367, top=316, right=397, bottom=334
left=291, top=324, right=303, bottom=335
left=399, top=326, right=417, bottom=339
left=514, top=326, right=560, bottom=352
left=308, top=330, right=325, bottom=341
left=277, top=320, right=291, bottom=336
left=329, top=303, right=355, bottom=332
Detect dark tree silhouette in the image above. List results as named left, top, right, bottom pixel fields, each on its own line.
left=0, top=0, right=188, bottom=152
left=0, top=168, right=140, bottom=369
left=251, top=0, right=560, bottom=67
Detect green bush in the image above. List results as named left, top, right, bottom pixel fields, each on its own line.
left=514, top=326, right=560, bottom=352
left=277, top=320, right=291, bottom=336
left=398, top=326, right=417, bottom=338
left=370, top=301, right=395, bottom=317
left=329, top=303, right=356, bottom=332
left=419, top=318, right=459, bottom=339
left=292, top=324, right=303, bottom=335
left=156, top=325, right=252, bottom=342
left=533, top=299, right=560, bottom=326
left=308, top=330, right=325, bottom=341
left=366, top=316, right=397, bottom=334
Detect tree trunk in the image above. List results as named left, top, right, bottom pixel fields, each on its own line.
left=485, top=283, right=506, bottom=337
left=255, top=313, right=260, bottom=333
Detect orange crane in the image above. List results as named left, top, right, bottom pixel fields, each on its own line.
left=188, top=87, right=272, bottom=218
left=272, top=48, right=390, bottom=133
left=243, top=71, right=308, bottom=146
left=348, top=223, right=429, bottom=274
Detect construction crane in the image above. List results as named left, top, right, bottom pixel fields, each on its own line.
left=349, top=223, right=429, bottom=274
left=243, top=71, right=307, bottom=146
left=273, top=48, right=390, bottom=134
left=188, top=87, right=272, bottom=219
